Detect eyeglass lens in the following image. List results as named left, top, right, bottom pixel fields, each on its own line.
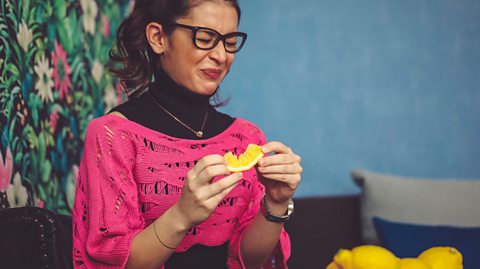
left=195, top=28, right=245, bottom=52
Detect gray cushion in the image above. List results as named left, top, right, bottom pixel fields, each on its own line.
left=352, top=169, right=480, bottom=243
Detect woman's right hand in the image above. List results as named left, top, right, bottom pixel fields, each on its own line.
left=173, top=154, right=243, bottom=229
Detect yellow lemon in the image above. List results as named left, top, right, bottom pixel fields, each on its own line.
left=333, top=249, right=352, bottom=269
left=333, top=245, right=399, bottom=269
left=325, top=261, right=342, bottom=269
left=224, top=144, right=264, bottom=172
left=417, top=246, right=463, bottom=269
left=350, top=245, right=399, bottom=269
left=399, top=258, right=432, bottom=269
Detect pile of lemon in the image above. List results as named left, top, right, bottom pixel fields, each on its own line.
left=326, top=245, right=463, bottom=269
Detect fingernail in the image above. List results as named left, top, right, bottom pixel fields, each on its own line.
left=262, top=146, right=268, bottom=153
left=238, top=172, right=243, bottom=178
left=258, top=159, right=264, bottom=166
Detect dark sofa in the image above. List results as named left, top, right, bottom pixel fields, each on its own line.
left=0, top=194, right=361, bottom=269
left=0, top=207, right=73, bottom=269
left=285, top=194, right=363, bottom=268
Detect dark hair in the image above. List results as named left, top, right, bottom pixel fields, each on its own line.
left=109, top=0, right=242, bottom=105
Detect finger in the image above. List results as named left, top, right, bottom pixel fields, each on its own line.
left=259, top=153, right=301, bottom=167
left=260, top=173, right=301, bottom=189
left=182, top=172, right=239, bottom=207
left=206, top=172, right=243, bottom=197
left=189, top=154, right=227, bottom=176
left=257, top=163, right=303, bottom=174
left=261, top=141, right=293, bottom=155
left=194, top=163, right=230, bottom=185
left=207, top=177, right=242, bottom=207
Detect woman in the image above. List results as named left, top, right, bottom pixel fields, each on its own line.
left=72, top=0, right=302, bottom=268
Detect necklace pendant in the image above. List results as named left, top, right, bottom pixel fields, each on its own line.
left=196, top=131, right=203, bottom=138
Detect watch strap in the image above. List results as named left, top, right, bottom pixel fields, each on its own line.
left=260, top=194, right=294, bottom=223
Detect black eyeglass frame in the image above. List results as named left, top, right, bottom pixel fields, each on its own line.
left=169, top=22, right=247, bottom=53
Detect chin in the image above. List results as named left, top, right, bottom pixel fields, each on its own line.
left=195, top=83, right=221, bottom=95
left=201, top=87, right=219, bottom=96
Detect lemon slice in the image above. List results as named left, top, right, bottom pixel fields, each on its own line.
left=224, top=144, right=264, bottom=172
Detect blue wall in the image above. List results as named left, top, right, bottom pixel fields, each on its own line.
left=220, top=0, right=480, bottom=197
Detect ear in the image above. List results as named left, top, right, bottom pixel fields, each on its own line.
left=146, top=22, right=168, bottom=54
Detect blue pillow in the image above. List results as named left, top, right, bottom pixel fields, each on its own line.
left=373, top=216, right=480, bottom=269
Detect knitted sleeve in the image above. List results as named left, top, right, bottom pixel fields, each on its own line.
left=226, top=131, right=291, bottom=269
left=72, top=119, right=144, bottom=268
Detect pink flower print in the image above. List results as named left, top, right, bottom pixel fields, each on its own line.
left=0, top=147, right=13, bottom=192
left=49, top=109, right=60, bottom=133
left=116, top=81, right=126, bottom=105
left=73, top=164, right=79, bottom=184
left=36, top=198, right=45, bottom=208
left=102, top=15, right=111, bottom=38
left=128, top=0, right=135, bottom=13
left=51, top=41, right=72, bottom=101
left=67, top=164, right=79, bottom=209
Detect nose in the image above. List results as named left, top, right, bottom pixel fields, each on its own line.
left=208, top=40, right=228, bottom=64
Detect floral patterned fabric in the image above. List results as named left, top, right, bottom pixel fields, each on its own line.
left=0, top=0, right=130, bottom=214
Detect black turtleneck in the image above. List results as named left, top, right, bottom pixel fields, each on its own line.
left=110, top=67, right=234, bottom=140
left=109, top=68, right=233, bottom=268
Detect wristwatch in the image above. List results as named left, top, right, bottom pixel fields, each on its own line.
left=260, top=194, right=294, bottom=223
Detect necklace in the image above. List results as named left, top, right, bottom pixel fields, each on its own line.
left=147, top=91, right=209, bottom=138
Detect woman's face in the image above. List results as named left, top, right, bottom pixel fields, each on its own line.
left=159, top=2, right=239, bottom=95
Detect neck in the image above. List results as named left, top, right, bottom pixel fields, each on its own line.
left=148, top=67, right=212, bottom=129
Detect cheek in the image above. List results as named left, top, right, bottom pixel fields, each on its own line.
left=176, top=52, right=203, bottom=79
left=226, top=55, right=235, bottom=68
left=189, top=51, right=211, bottom=71
left=223, top=55, right=235, bottom=76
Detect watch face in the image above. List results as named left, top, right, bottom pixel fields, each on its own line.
left=287, top=200, right=294, bottom=213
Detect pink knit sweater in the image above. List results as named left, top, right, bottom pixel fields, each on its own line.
left=72, top=114, right=290, bottom=269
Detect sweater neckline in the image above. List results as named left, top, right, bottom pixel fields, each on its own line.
left=148, top=67, right=212, bottom=123
left=105, top=113, right=240, bottom=143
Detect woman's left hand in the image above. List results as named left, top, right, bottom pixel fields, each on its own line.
left=256, top=141, right=303, bottom=205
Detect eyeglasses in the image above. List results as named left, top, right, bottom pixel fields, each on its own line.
left=170, top=22, right=247, bottom=53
